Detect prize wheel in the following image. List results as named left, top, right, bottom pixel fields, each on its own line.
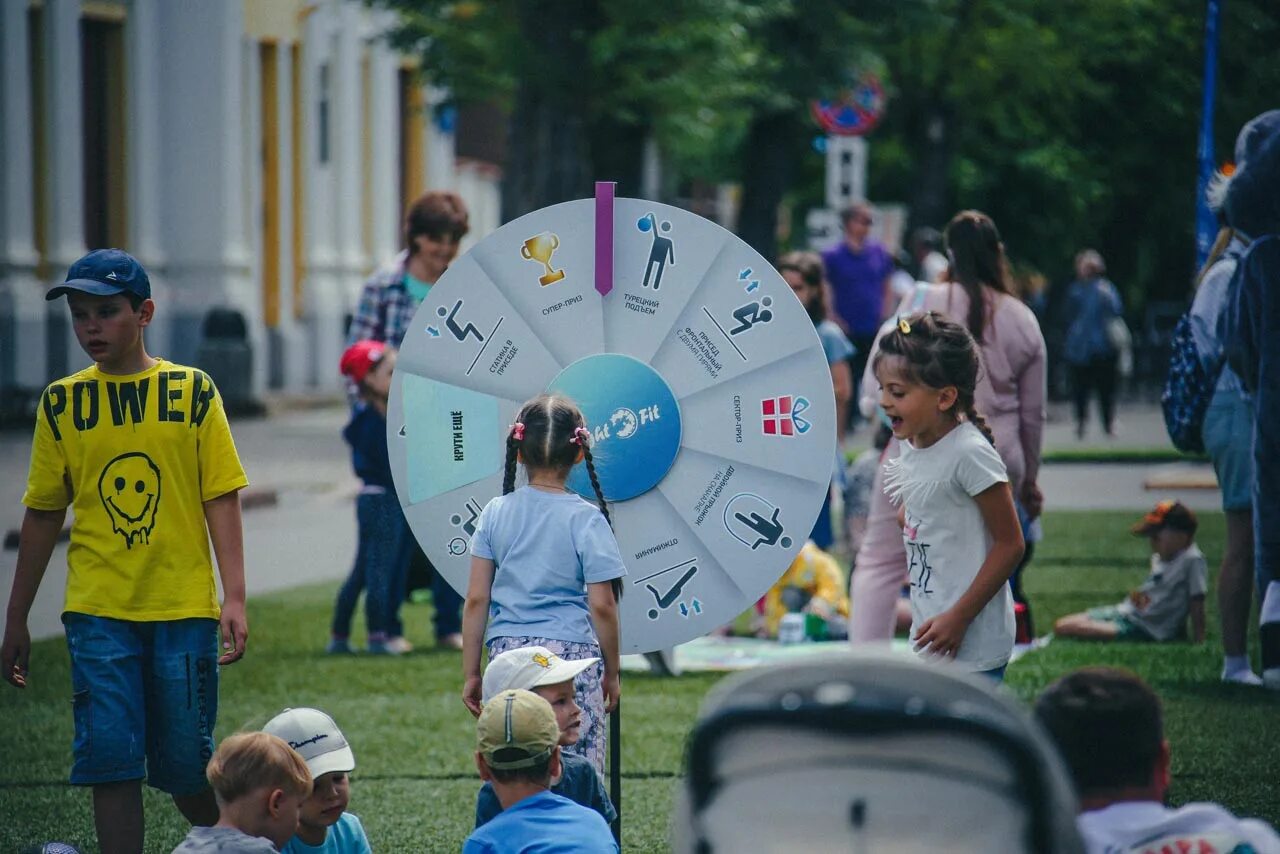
left=388, top=197, right=837, bottom=655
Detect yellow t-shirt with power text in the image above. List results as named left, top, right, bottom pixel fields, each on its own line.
left=22, top=359, right=248, bottom=621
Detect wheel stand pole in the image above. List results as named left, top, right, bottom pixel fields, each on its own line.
left=609, top=705, right=622, bottom=845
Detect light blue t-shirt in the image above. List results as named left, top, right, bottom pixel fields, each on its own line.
left=816, top=319, right=855, bottom=365
left=476, top=750, right=617, bottom=828
left=471, top=487, right=627, bottom=644
left=1189, top=237, right=1247, bottom=399
left=463, top=790, right=619, bottom=854
left=280, top=813, right=371, bottom=854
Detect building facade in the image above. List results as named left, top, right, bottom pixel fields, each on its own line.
left=0, top=0, right=500, bottom=411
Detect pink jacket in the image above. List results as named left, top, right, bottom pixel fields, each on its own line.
left=860, top=283, right=1046, bottom=495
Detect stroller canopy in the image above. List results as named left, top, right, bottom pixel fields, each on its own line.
left=673, top=649, right=1083, bottom=854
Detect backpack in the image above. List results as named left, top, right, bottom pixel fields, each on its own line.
left=1161, top=311, right=1220, bottom=454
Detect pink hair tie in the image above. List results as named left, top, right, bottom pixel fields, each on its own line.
left=511, top=422, right=525, bottom=442
left=570, top=426, right=590, bottom=446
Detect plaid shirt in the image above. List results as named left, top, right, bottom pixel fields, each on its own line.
left=346, top=251, right=419, bottom=349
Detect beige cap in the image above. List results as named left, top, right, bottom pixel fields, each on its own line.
left=476, top=689, right=560, bottom=770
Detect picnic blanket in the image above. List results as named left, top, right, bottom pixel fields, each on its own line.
left=620, top=634, right=1051, bottom=673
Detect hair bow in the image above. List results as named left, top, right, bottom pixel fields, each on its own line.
left=511, top=422, right=525, bottom=442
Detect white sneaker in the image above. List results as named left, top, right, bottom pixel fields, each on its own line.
left=368, top=636, right=412, bottom=655
left=382, top=636, right=414, bottom=654
left=1222, top=668, right=1264, bottom=686
left=1264, top=669, right=1280, bottom=691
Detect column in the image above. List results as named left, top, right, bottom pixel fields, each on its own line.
left=332, top=2, right=363, bottom=274
left=126, top=0, right=168, bottom=358
left=126, top=0, right=164, bottom=266
left=0, top=0, right=45, bottom=393
left=44, top=0, right=88, bottom=376
left=368, top=45, right=400, bottom=262
left=154, top=0, right=260, bottom=397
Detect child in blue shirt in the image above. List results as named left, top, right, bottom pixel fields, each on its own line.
left=461, top=394, right=627, bottom=776
left=328, top=341, right=413, bottom=656
left=474, top=646, right=617, bottom=827
left=264, top=707, right=372, bottom=854
left=465, top=690, right=618, bottom=854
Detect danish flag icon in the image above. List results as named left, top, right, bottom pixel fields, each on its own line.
left=762, top=396, right=793, bottom=436
left=762, top=395, right=812, bottom=436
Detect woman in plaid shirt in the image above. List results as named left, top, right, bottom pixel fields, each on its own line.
left=346, top=190, right=470, bottom=651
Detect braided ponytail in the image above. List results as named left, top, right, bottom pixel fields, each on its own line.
left=963, top=401, right=996, bottom=446
left=581, top=443, right=623, bottom=600
left=501, top=432, right=520, bottom=494
left=581, top=445, right=611, bottom=527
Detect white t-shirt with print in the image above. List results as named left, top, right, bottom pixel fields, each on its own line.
left=883, top=421, right=1014, bottom=671
left=1078, top=801, right=1280, bottom=854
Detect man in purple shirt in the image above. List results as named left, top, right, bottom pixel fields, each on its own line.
left=822, top=203, right=894, bottom=429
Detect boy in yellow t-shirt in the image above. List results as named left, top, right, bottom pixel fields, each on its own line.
left=1, top=249, right=250, bottom=853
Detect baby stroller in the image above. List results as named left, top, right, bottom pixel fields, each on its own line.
left=673, top=650, right=1083, bottom=853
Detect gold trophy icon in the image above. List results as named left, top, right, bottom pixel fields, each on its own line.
left=520, top=231, right=566, bottom=286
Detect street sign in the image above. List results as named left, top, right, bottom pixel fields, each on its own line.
left=810, top=73, right=886, bottom=137
left=825, top=135, right=868, bottom=210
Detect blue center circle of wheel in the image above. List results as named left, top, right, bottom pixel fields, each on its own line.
left=546, top=353, right=681, bottom=502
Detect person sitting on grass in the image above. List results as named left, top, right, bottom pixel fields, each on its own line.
left=263, top=708, right=371, bottom=853
left=173, top=732, right=313, bottom=853
left=1053, top=501, right=1206, bottom=643
left=476, top=647, right=616, bottom=828
left=1034, top=667, right=1280, bottom=853
left=761, top=541, right=851, bottom=640
left=465, top=690, right=618, bottom=854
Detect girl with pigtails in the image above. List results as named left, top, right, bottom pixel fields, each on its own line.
left=875, top=311, right=1025, bottom=678
left=850, top=210, right=1046, bottom=647
left=461, top=393, right=626, bottom=775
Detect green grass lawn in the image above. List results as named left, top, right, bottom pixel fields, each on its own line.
left=2, top=510, right=1277, bottom=852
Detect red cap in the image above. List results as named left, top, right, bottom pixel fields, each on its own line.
left=339, top=340, right=387, bottom=385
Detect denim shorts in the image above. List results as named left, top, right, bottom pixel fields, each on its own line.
left=63, top=613, right=219, bottom=794
left=1203, top=393, right=1255, bottom=512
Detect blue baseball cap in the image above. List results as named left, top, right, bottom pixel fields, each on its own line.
left=46, top=249, right=151, bottom=301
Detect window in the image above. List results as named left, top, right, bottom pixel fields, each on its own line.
left=81, top=15, right=128, bottom=249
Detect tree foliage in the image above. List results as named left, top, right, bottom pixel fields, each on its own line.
left=376, top=0, right=770, bottom=216
left=376, top=0, right=1280, bottom=306
left=843, top=0, right=1280, bottom=307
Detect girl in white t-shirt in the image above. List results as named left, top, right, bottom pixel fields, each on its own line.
left=460, top=393, right=626, bottom=775
left=874, top=311, right=1025, bottom=676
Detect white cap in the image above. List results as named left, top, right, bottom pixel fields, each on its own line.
left=262, top=707, right=355, bottom=778
left=481, top=646, right=598, bottom=703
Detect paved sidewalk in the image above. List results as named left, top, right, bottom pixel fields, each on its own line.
left=1041, top=399, right=1176, bottom=452
left=1039, top=400, right=1223, bottom=513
